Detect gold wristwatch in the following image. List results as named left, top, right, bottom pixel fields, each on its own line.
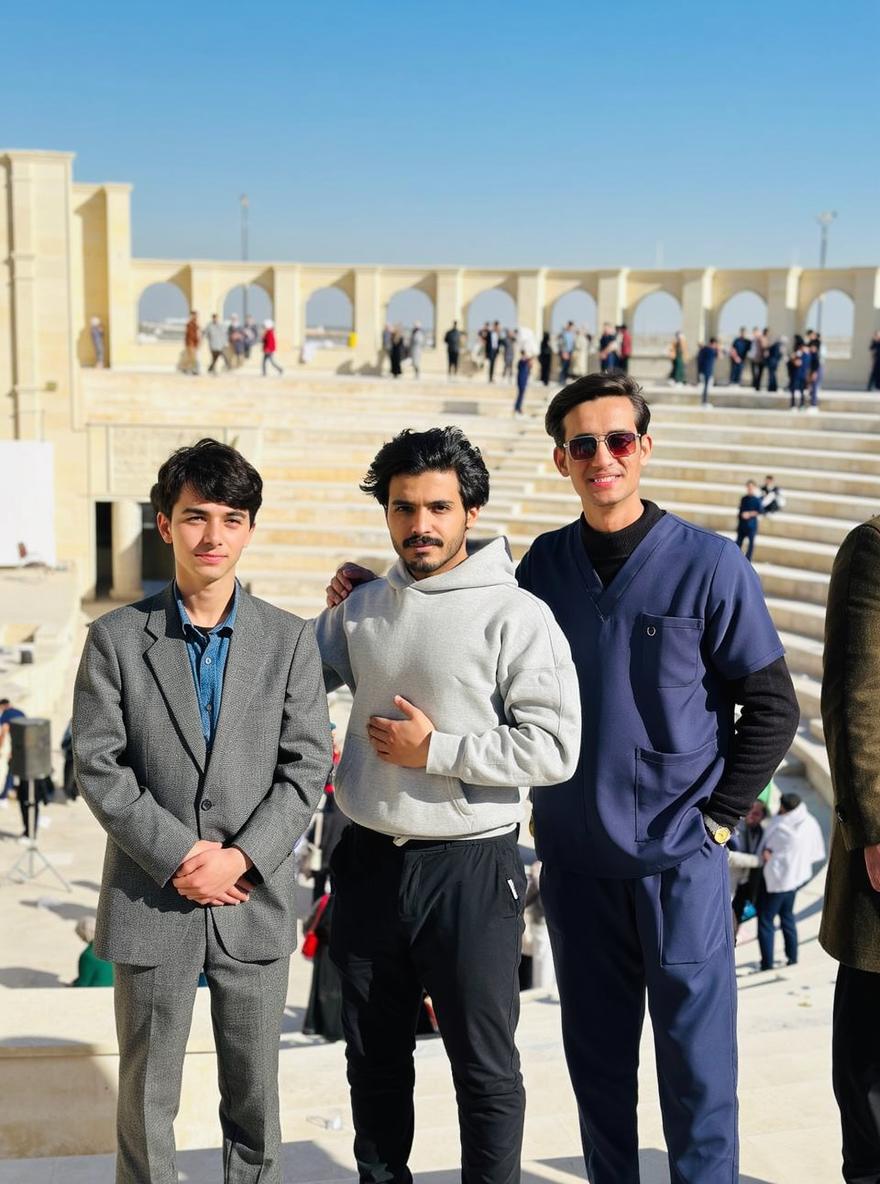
left=703, top=815, right=731, bottom=845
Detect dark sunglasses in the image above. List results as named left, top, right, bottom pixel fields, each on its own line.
left=563, top=431, right=641, bottom=461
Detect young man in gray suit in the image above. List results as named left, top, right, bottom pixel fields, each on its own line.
left=73, top=438, right=332, bottom=1184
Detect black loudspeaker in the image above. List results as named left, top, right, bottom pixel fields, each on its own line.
left=9, top=718, right=52, bottom=780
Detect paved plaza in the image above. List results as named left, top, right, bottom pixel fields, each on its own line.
left=0, top=764, right=842, bottom=1184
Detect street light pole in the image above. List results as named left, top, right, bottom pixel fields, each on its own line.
left=815, top=210, right=837, bottom=335
left=240, top=194, right=249, bottom=321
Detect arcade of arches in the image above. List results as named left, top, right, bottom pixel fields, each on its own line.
left=2, top=149, right=880, bottom=599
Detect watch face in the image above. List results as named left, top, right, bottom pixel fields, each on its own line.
left=715, top=826, right=731, bottom=844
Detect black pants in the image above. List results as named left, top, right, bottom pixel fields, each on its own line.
left=447, top=349, right=459, bottom=374
left=208, top=348, right=229, bottom=372
left=736, top=522, right=758, bottom=562
left=329, top=824, right=526, bottom=1184
left=487, top=350, right=498, bottom=382
left=833, top=963, right=880, bottom=1182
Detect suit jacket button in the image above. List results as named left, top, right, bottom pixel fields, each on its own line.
left=836, top=807, right=846, bottom=822
left=201, top=799, right=213, bottom=811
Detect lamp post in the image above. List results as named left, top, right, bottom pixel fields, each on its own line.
left=815, top=210, right=837, bottom=335
left=240, top=193, right=249, bottom=320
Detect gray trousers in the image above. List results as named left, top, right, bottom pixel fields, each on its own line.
left=113, top=910, right=290, bottom=1184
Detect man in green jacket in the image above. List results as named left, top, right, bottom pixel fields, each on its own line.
left=820, top=515, right=880, bottom=1182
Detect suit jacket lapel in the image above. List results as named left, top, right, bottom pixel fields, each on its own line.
left=207, top=591, right=268, bottom=771
left=143, top=585, right=207, bottom=772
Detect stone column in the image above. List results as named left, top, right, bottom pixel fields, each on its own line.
left=515, top=270, right=547, bottom=340
left=597, top=269, right=628, bottom=330
left=104, top=183, right=134, bottom=368
left=681, top=268, right=714, bottom=348
left=352, top=268, right=381, bottom=367
left=435, top=269, right=463, bottom=341
left=272, top=265, right=298, bottom=354
left=849, top=268, right=880, bottom=386
left=110, top=500, right=143, bottom=602
left=766, top=268, right=801, bottom=342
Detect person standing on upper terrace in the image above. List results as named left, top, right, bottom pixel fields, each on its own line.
left=696, top=336, right=720, bottom=405
left=205, top=313, right=230, bottom=373
left=868, top=330, right=880, bottom=391
left=729, top=326, right=750, bottom=385
left=182, top=309, right=201, bottom=375
left=444, top=320, right=461, bottom=376
left=326, top=373, right=800, bottom=1184
left=262, top=319, right=283, bottom=376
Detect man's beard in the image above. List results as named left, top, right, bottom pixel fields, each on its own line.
left=396, top=530, right=465, bottom=576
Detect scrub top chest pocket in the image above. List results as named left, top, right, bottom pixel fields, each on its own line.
left=639, top=614, right=703, bottom=688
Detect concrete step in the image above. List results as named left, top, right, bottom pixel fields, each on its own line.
left=791, top=672, right=821, bottom=719
left=551, top=457, right=880, bottom=499
left=777, top=632, right=825, bottom=680
left=790, top=726, right=832, bottom=801
left=512, top=421, right=880, bottom=456
left=766, top=598, right=827, bottom=643
left=642, top=401, right=880, bottom=434
left=517, top=483, right=868, bottom=529
left=654, top=440, right=880, bottom=475
left=640, top=383, right=880, bottom=415
left=754, top=565, right=829, bottom=606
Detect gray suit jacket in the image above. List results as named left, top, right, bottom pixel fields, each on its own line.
left=73, top=583, right=332, bottom=966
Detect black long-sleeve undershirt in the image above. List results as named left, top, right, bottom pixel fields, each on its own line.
left=580, top=502, right=801, bottom=829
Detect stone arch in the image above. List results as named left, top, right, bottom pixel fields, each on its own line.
left=136, top=281, right=190, bottom=341
left=221, top=283, right=273, bottom=324
left=466, top=288, right=518, bottom=336
left=631, top=291, right=683, bottom=354
left=550, top=289, right=597, bottom=335
left=716, top=290, right=769, bottom=344
left=386, top=287, right=435, bottom=335
left=804, top=289, right=854, bottom=358
left=306, top=286, right=354, bottom=347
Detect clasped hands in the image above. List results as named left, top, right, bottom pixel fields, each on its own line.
left=172, top=841, right=254, bottom=907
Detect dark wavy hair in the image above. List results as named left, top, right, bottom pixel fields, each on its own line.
left=545, top=372, right=651, bottom=447
left=150, top=438, right=263, bottom=523
left=360, top=427, right=490, bottom=510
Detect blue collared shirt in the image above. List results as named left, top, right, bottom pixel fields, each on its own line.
left=174, top=582, right=239, bottom=747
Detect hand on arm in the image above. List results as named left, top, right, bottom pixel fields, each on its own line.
left=172, top=842, right=254, bottom=906
left=368, top=696, right=435, bottom=768
left=325, top=563, right=378, bottom=608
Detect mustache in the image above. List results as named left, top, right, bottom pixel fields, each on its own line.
left=403, top=535, right=443, bottom=548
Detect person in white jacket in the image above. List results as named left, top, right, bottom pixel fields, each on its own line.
left=757, top=792, right=826, bottom=970
left=314, top=426, right=579, bottom=1184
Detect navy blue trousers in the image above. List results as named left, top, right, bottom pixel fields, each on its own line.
left=540, top=842, right=738, bottom=1184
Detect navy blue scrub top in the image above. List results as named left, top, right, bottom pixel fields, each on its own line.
left=517, top=513, right=785, bottom=877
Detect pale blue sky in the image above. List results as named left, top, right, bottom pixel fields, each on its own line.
left=2, top=0, right=873, bottom=334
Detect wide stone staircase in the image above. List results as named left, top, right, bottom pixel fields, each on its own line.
left=85, top=370, right=880, bottom=799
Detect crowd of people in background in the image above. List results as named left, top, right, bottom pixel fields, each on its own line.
left=178, top=309, right=282, bottom=377
left=105, top=305, right=880, bottom=407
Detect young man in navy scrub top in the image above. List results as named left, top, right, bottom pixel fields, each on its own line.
left=515, top=372, right=799, bottom=1184
left=325, top=372, right=800, bottom=1183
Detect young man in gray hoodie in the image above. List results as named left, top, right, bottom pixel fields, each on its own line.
left=314, top=426, right=580, bottom=1184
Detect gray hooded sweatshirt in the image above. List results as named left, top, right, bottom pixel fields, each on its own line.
left=314, top=537, right=581, bottom=842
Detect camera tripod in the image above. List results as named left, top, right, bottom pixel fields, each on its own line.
left=2, top=782, right=71, bottom=891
